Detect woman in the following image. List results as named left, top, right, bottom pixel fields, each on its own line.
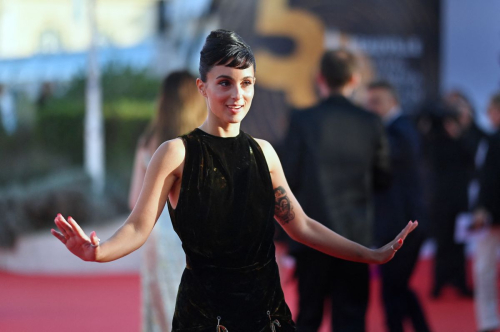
left=129, top=70, right=206, bottom=209
left=128, top=71, right=206, bottom=331
left=52, top=29, right=417, bottom=331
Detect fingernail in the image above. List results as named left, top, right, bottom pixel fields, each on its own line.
left=57, top=213, right=62, bottom=217
left=68, top=216, right=72, bottom=220
left=398, top=238, right=403, bottom=244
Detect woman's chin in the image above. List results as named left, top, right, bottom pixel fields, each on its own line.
left=226, top=113, right=247, bottom=124
left=228, top=118, right=243, bottom=124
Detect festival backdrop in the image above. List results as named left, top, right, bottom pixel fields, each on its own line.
left=213, top=0, right=440, bottom=142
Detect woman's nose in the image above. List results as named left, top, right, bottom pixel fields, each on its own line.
left=231, top=86, right=243, bottom=100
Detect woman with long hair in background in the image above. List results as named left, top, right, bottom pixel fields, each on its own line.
left=128, top=70, right=206, bottom=331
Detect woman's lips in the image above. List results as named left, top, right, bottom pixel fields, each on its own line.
left=227, top=105, right=243, bottom=114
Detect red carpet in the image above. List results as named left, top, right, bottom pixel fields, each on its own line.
left=279, top=259, right=476, bottom=332
left=0, top=259, right=476, bottom=332
left=0, top=272, right=141, bottom=332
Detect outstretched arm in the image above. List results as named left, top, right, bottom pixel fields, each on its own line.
left=51, top=138, right=185, bottom=262
left=128, top=139, right=149, bottom=210
left=257, top=139, right=417, bottom=264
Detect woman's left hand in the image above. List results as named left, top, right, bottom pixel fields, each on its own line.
left=51, top=214, right=101, bottom=262
left=373, top=220, right=419, bottom=264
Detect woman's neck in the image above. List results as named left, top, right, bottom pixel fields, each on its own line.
left=199, top=119, right=241, bottom=137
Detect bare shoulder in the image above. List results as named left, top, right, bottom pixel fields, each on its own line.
left=254, top=138, right=279, bottom=171
left=150, top=138, right=186, bottom=175
left=156, top=137, right=185, bottom=155
left=254, top=138, right=275, bottom=155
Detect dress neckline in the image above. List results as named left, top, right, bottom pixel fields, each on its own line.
left=194, top=128, right=242, bottom=139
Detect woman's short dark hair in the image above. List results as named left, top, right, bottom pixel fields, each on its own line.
left=199, top=29, right=256, bottom=82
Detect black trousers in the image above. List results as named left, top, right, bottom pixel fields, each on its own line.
left=294, top=250, right=369, bottom=332
left=380, top=228, right=432, bottom=332
left=433, top=209, right=469, bottom=294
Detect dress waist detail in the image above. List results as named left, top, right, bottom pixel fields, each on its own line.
left=186, top=255, right=274, bottom=273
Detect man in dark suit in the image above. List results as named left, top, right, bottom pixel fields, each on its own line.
left=281, top=50, right=391, bottom=332
left=472, top=92, right=500, bottom=332
left=428, top=92, right=481, bottom=299
left=366, top=81, right=431, bottom=332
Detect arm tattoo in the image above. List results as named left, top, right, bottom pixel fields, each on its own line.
left=274, top=186, right=295, bottom=225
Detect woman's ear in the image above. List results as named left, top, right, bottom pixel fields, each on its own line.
left=196, top=78, right=207, bottom=97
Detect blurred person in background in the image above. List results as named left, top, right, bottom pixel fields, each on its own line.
left=51, top=30, right=417, bottom=331
left=366, top=81, right=431, bottom=332
left=443, top=90, right=488, bottom=168
left=128, top=70, right=206, bottom=331
left=0, top=84, right=18, bottom=135
left=471, top=92, right=500, bottom=332
left=281, top=50, right=392, bottom=332
left=36, top=82, right=53, bottom=110
left=420, top=90, right=481, bottom=299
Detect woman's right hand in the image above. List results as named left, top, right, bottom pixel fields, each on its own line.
left=51, top=214, right=101, bottom=262
left=49, top=139, right=185, bottom=263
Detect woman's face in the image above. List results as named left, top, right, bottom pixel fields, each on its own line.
left=197, top=65, right=255, bottom=125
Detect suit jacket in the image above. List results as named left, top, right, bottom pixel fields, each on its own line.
left=281, top=94, right=391, bottom=249
left=427, top=123, right=477, bottom=216
left=373, top=114, right=427, bottom=245
left=479, top=131, right=500, bottom=224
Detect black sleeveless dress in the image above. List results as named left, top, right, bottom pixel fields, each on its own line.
left=168, top=128, right=295, bottom=331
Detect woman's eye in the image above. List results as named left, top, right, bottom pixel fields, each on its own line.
left=219, top=80, right=230, bottom=87
left=242, top=80, right=253, bottom=87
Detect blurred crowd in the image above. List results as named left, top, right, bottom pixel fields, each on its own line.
left=275, top=50, right=500, bottom=332
left=259, top=46, right=500, bottom=332
left=414, top=89, right=500, bottom=332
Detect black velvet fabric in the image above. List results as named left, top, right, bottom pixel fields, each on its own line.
left=168, top=128, right=295, bottom=331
